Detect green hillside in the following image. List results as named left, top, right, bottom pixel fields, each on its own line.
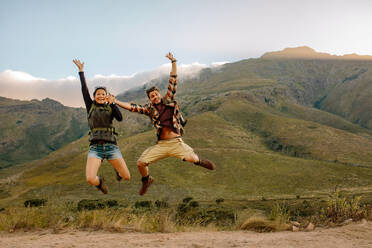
left=118, top=47, right=372, bottom=129
left=2, top=87, right=372, bottom=207
left=0, top=97, right=89, bottom=169
left=216, top=96, right=372, bottom=166
left=2, top=46, right=372, bottom=207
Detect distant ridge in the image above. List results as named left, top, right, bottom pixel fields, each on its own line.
left=0, top=96, right=88, bottom=169
left=261, top=46, right=372, bottom=60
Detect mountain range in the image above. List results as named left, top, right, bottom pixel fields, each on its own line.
left=2, top=46, right=372, bottom=205
left=0, top=97, right=88, bottom=169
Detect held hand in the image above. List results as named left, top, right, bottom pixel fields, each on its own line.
left=107, top=94, right=115, bottom=104
left=165, top=52, right=176, bottom=62
left=73, top=59, right=84, bottom=72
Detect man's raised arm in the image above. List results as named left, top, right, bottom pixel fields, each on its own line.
left=164, top=52, right=178, bottom=101
left=114, top=97, right=150, bottom=116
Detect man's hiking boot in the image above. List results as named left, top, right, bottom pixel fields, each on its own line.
left=139, top=176, right=154, bottom=196
left=115, top=170, right=122, bottom=182
left=96, top=176, right=108, bottom=194
left=196, top=159, right=216, bottom=170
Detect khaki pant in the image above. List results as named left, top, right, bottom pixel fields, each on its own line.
left=138, top=138, right=194, bottom=164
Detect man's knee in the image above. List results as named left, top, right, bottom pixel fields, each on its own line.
left=137, top=160, right=148, bottom=168
left=184, top=153, right=199, bottom=163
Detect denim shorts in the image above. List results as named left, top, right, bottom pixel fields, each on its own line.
left=88, top=143, right=123, bottom=161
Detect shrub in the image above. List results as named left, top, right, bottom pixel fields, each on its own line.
left=293, top=200, right=320, bottom=217
left=77, top=199, right=118, bottom=211
left=189, top=201, right=199, bottom=208
left=176, top=198, right=235, bottom=226
left=321, top=191, right=366, bottom=223
left=265, top=137, right=310, bottom=158
left=155, top=200, right=169, bottom=209
left=106, top=200, right=118, bottom=208
left=78, top=199, right=105, bottom=211
left=24, top=199, right=47, bottom=208
left=182, top=197, right=193, bottom=203
left=203, top=207, right=235, bottom=226
left=177, top=200, right=199, bottom=215
left=269, top=202, right=290, bottom=223
left=134, top=201, right=153, bottom=209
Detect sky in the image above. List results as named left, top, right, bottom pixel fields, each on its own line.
left=1, top=0, right=372, bottom=106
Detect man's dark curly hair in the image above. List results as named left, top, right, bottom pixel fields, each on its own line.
left=146, top=86, right=160, bottom=98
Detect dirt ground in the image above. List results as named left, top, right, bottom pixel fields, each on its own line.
left=1, top=221, right=372, bottom=248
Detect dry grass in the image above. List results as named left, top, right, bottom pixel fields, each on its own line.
left=240, top=216, right=290, bottom=232
left=319, top=191, right=367, bottom=224
left=1, top=192, right=371, bottom=234
left=367, top=206, right=372, bottom=221
left=0, top=203, right=225, bottom=233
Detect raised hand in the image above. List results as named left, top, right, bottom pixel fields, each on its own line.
left=73, top=59, right=84, bottom=72
left=107, top=94, right=115, bottom=104
left=165, top=52, right=176, bottom=62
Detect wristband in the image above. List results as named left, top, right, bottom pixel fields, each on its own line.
left=170, top=74, right=177, bottom=78
left=171, top=59, right=177, bottom=63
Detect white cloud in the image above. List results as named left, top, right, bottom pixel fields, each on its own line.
left=211, top=61, right=229, bottom=67
left=0, top=62, right=226, bottom=107
left=65, top=76, right=77, bottom=81
left=93, top=73, right=135, bottom=79
left=1, top=70, right=46, bottom=81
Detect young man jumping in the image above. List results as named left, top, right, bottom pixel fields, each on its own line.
left=113, top=52, right=215, bottom=195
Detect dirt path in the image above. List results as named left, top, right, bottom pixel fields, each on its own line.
left=1, top=221, right=372, bottom=248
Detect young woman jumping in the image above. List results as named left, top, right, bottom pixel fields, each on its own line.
left=112, top=52, right=215, bottom=196
left=73, top=59, right=130, bottom=194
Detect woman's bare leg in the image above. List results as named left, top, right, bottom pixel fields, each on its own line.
left=86, top=157, right=102, bottom=186
left=109, top=158, right=131, bottom=180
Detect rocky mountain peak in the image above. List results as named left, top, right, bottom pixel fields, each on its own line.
left=261, top=46, right=372, bottom=60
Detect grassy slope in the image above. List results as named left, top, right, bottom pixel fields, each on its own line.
left=320, top=68, right=372, bottom=128
left=236, top=59, right=372, bottom=128
left=2, top=105, right=372, bottom=207
left=216, top=96, right=372, bottom=166
left=0, top=97, right=88, bottom=168
left=3, top=57, right=372, bottom=206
